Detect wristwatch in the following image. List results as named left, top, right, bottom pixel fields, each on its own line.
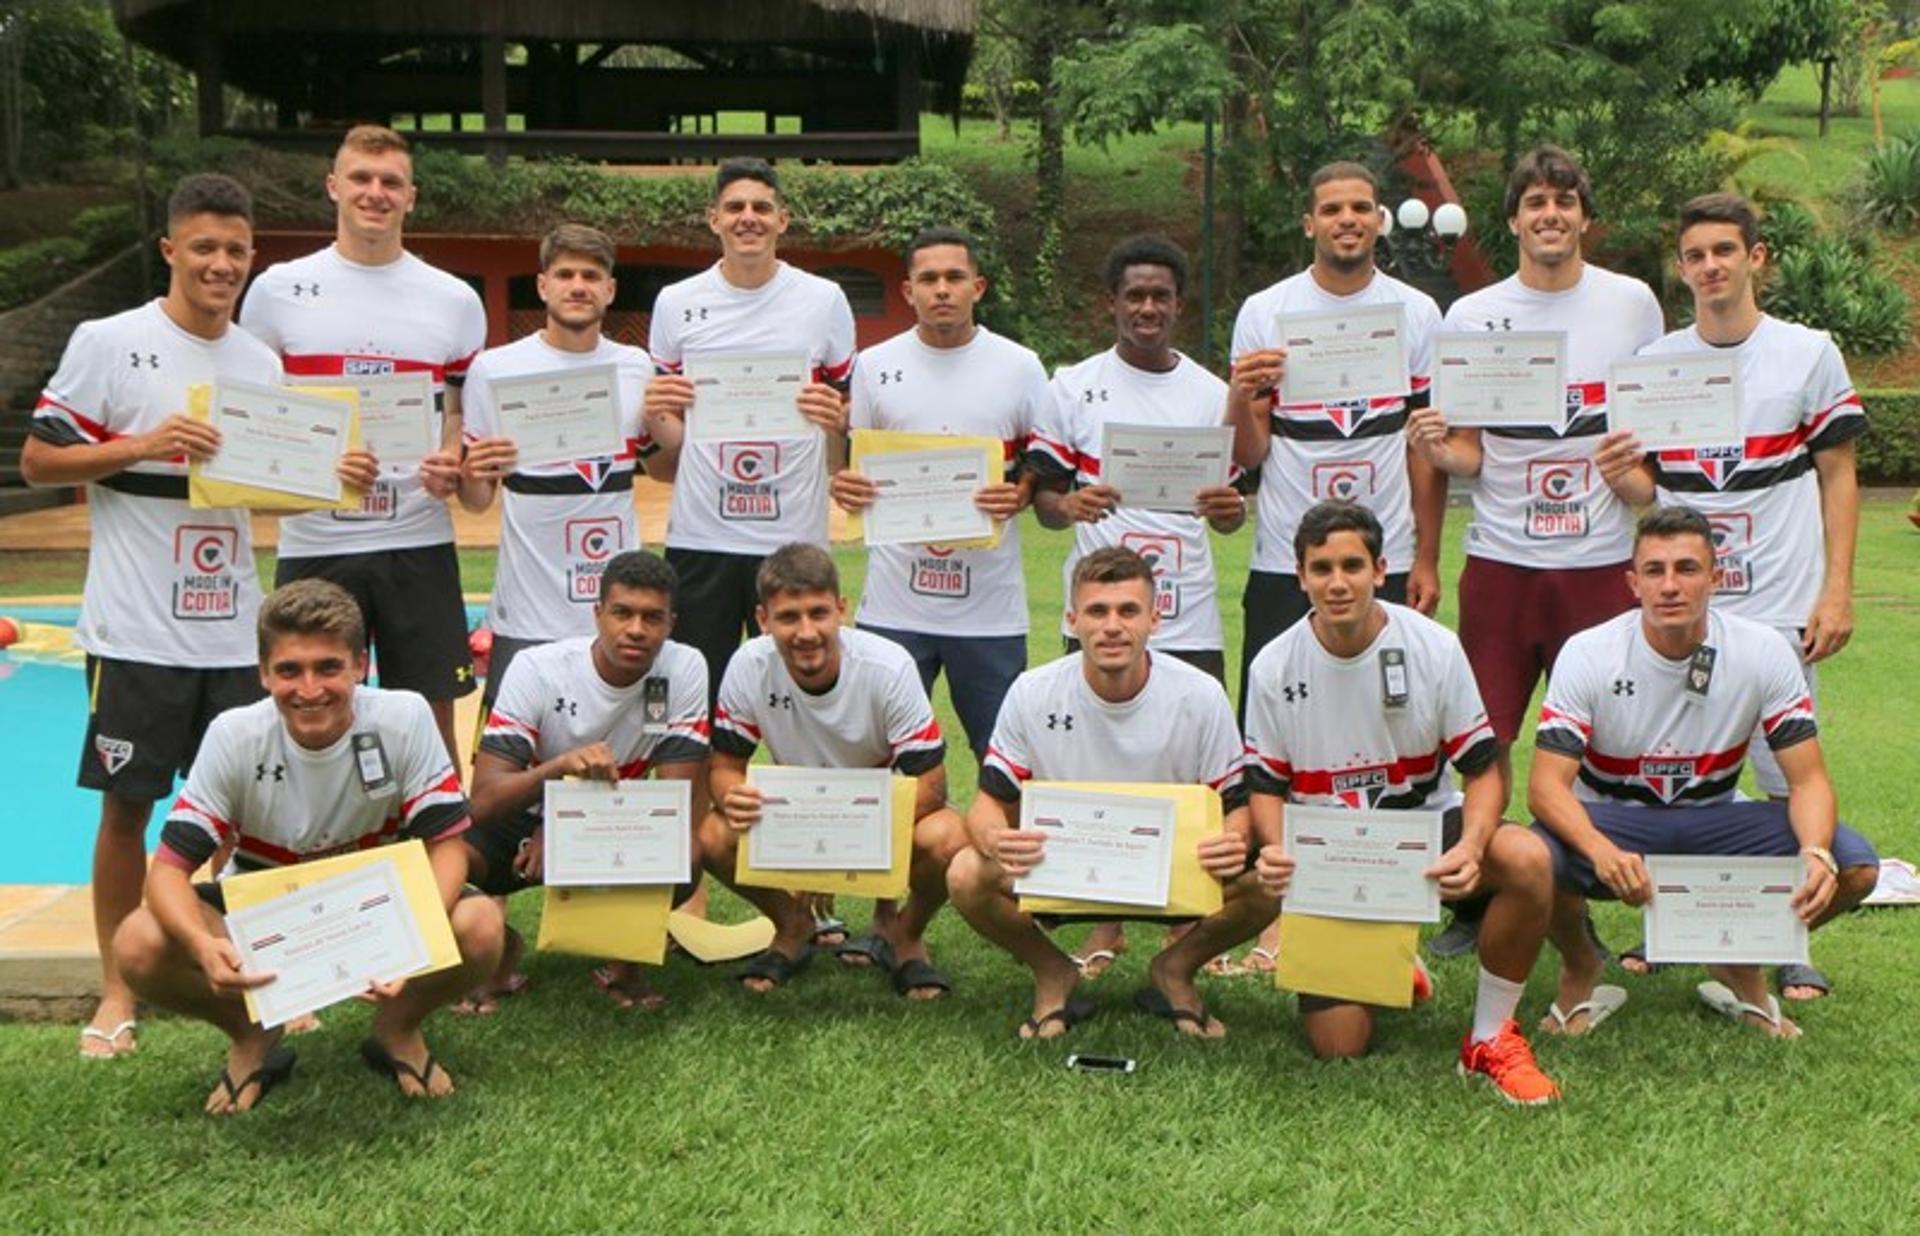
left=1802, top=844, right=1838, bottom=876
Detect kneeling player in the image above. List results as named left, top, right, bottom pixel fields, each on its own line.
left=1245, top=502, right=1560, bottom=1104
left=113, top=581, right=504, bottom=1113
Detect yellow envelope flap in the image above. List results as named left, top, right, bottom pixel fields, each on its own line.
left=537, top=885, right=673, bottom=965
left=1017, top=781, right=1226, bottom=920
left=218, top=839, right=459, bottom=1023
left=1274, top=912, right=1420, bottom=1009
left=734, top=771, right=915, bottom=900
left=666, top=910, right=776, bottom=963
left=187, top=381, right=365, bottom=511
left=847, top=428, right=1004, bottom=550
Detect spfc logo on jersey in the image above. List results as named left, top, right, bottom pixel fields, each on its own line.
left=571, top=455, right=614, bottom=490
left=1525, top=460, right=1590, bottom=539
left=1706, top=512, right=1754, bottom=596
left=910, top=546, right=969, bottom=599
left=342, top=357, right=397, bottom=376
left=1681, top=443, right=1746, bottom=490
left=1311, top=460, right=1377, bottom=502
left=565, top=516, right=626, bottom=602
left=1120, top=532, right=1181, bottom=619
left=1313, top=397, right=1371, bottom=436
left=1639, top=756, right=1698, bottom=803
left=1331, top=767, right=1389, bottom=809
left=171, top=525, right=240, bottom=621
left=719, top=442, right=779, bottom=521
left=94, top=735, right=134, bottom=776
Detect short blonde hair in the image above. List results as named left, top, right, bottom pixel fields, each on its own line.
left=258, top=579, right=366, bottom=661
left=336, top=124, right=412, bottom=163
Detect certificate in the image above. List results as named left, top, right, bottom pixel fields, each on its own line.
left=1282, top=804, right=1442, bottom=923
left=491, top=364, right=623, bottom=467
left=1012, top=785, right=1177, bottom=909
left=1432, top=331, right=1567, bottom=427
left=199, top=380, right=350, bottom=502
left=542, top=779, right=692, bottom=887
left=1607, top=354, right=1742, bottom=449
left=861, top=445, right=994, bottom=546
left=685, top=352, right=813, bottom=441
left=748, top=767, right=894, bottom=871
left=339, top=371, right=435, bottom=471
left=224, top=858, right=432, bottom=1029
left=1644, top=855, right=1809, bottom=965
left=1099, top=423, right=1233, bottom=513
left=1275, top=304, right=1409, bottom=404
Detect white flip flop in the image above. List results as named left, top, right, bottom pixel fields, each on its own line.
left=78, top=1019, right=138, bottom=1060
left=1544, top=984, right=1628, bottom=1034
left=1070, top=948, right=1118, bottom=977
left=1697, top=981, right=1802, bottom=1039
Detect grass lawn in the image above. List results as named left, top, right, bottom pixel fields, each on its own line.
left=1741, top=64, right=1920, bottom=204
left=4, top=501, right=1919, bottom=1230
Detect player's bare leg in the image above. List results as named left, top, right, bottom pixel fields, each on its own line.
left=947, top=845, right=1081, bottom=1037
left=82, top=793, right=152, bottom=1058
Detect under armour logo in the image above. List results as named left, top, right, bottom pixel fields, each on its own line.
left=454, top=665, right=473, bottom=683
left=254, top=762, right=285, bottom=782
left=1082, top=388, right=1110, bottom=404
left=291, top=283, right=320, bottom=297
left=1482, top=318, right=1512, bottom=331
left=877, top=369, right=905, bottom=385
left=1612, top=678, right=1635, bottom=696
left=1282, top=682, right=1309, bottom=703
left=683, top=307, right=709, bottom=323
left=1046, top=712, right=1074, bottom=731
left=768, top=691, right=793, bottom=711
left=129, top=352, right=159, bottom=369
left=554, top=696, right=578, bottom=716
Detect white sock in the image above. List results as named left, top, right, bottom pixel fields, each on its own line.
left=1471, top=967, right=1526, bottom=1044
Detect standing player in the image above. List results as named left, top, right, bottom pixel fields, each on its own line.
left=1227, top=162, right=1447, bottom=715
left=829, top=226, right=1048, bottom=763
left=947, top=548, right=1273, bottom=1040
left=1529, top=507, right=1877, bottom=1040
left=239, top=124, right=487, bottom=764
left=1599, top=193, right=1866, bottom=1001
left=643, top=158, right=857, bottom=711
left=458, top=224, right=680, bottom=704
left=1406, top=145, right=1664, bottom=957
left=1243, top=502, right=1560, bottom=1104
left=22, top=174, right=369, bottom=1060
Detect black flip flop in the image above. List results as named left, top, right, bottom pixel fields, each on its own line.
left=810, top=917, right=849, bottom=947
left=359, top=1037, right=445, bottom=1096
left=1133, top=986, right=1216, bottom=1035
left=890, top=957, right=952, bottom=998
left=1619, top=942, right=1668, bottom=974
left=836, top=933, right=897, bottom=970
left=1777, top=962, right=1832, bottom=999
left=1018, top=996, right=1097, bottom=1041
left=210, top=1045, right=296, bottom=1115
left=738, top=946, right=813, bottom=990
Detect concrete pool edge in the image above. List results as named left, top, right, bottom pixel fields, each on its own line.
left=0, top=883, right=97, bottom=1022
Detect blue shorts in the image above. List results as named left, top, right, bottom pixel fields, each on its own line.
left=1535, top=799, right=1878, bottom=900
left=859, top=623, right=1025, bottom=763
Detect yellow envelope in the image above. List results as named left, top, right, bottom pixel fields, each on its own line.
left=186, top=381, right=365, bottom=511
left=537, top=885, right=674, bottom=964
left=219, top=840, right=459, bottom=1024
left=666, top=909, right=776, bottom=963
left=734, top=773, right=916, bottom=900
left=847, top=428, right=1004, bottom=550
left=1017, top=782, right=1227, bottom=920
left=1274, top=913, right=1420, bottom=1009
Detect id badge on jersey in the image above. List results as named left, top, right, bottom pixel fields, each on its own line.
left=1380, top=647, right=1410, bottom=709
left=1684, top=646, right=1716, bottom=706
left=642, top=678, right=670, bottom=736
left=352, top=732, right=397, bottom=797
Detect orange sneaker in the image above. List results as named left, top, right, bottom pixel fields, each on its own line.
left=1412, top=957, right=1435, bottom=1005
left=1458, top=1021, right=1561, bottom=1106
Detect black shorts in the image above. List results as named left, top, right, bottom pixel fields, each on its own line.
left=78, top=656, right=263, bottom=801
left=664, top=546, right=764, bottom=711
left=480, top=633, right=549, bottom=712
left=1238, top=569, right=1409, bottom=723
left=276, top=543, right=474, bottom=700
left=461, top=810, right=699, bottom=904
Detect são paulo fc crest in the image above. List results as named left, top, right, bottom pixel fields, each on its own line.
left=1639, top=757, right=1698, bottom=803
left=94, top=735, right=134, bottom=776
left=1332, top=767, right=1389, bottom=809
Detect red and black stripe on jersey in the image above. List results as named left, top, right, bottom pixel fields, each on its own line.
left=1652, top=399, right=1867, bottom=494
left=1484, top=381, right=1609, bottom=441
left=1244, top=732, right=1495, bottom=805
left=1267, top=401, right=1415, bottom=442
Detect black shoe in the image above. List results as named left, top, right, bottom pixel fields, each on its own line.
left=1426, top=915, right=1481, bottom=958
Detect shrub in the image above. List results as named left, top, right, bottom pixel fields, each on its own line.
left=1855, top=132, right=1920, bottom=234
left=1762, top=234, right=1912, bottom=356
left=0, top=237, right=91, bottom=309
left=1856, top=390, right=1920, bottom=483
left=1758, top=199, right=1820, bottom=259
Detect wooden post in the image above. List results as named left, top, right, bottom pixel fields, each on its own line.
left=482, top=1, right=507, bottom=167
left=1819, top=57, right=1833, bottom=139
left=193, top=0, right=223, bottom=136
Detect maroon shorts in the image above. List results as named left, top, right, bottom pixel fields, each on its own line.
left=1458, top=556, right=1634, bottom=744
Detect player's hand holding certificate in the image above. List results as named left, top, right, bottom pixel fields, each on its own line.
left=198, top=379, right=351, bottom=501
left=685, top=352, right=813, bottom=441
left=491, top=364, right=622, bottom=467
left=1432, top=331, right=1566, bottom=427
left=748, top=767, right=894, bottom=871
left=334, top=371, right=435, bottom=471
left=1281, top=804, right=1442, bottom=923
left=543, top=779, right=692, bottom=887
left=1607, top=353, right=1742, bottom=448
left=1643, top=855, right=1809, bottom=965
left=1012, top=785, right=1177, bottom=909
left=1099, top=423, right=1233, bottom=513
left=861, top=445, right=995, bottom=546
left=1275, top=304, right=1408, bottom=404
left=223, top=857, right=432, bottom=1029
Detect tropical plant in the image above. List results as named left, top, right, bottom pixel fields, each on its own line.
left=1853, top=130, right=1920, bottom=231
left=1763, top=231, right=1912, bottom=354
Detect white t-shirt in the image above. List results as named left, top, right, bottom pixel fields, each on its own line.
left=1029, top=349, right=1235, bottom=651
left=1442, top=266, right=1665, bottom=567
left=461, top=333, right=657, bottom=640
left=1536, top=609, right=1816, bottom=806
left=850, top=326, right=1048, bottom=638
left=159, top=687, right=469, bottom=872
left=1243, top=602, right=1497, bottom=810
left=712, top=628, right=944, bottom=774
left=239, top=246, right=487, bottom=556
left=479, top=637, right=709, bottom=794
left=32, top=301, right=281, bottom=668
left=648, top=262, right=857, bottom=556
left=979, top=652, right=1247, bottom=805
left=1230, top=270, right=1441, bottom=575
left=1640, top=317, right=1865, bottom=629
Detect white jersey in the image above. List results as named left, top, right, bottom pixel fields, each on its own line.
left=648, top=262, right=856, bottom=555
left=1640, top=317, right=1865, bottom=629
left=1029, top=349, right=1235, bottom=651
left=239, top=246, right=487, bottom=556
left=850, top=326, right=1048, bottom=638
left=1443, top=266, right=1665, bottom=567
left=480, top=637, right=709, bottom=791
left=1230, top=270, right=1441, bottom=575
left=712, top=628, right=945, bottom=774
left=32, top=301, right=280, bottom=668
left=159, top=687, right=469, bottom=873
left=979, top=652, right=1246, bottom=805
left=1243, top=602, right=1497, bottom=810
left=461, top=333, right=657, bottom=640
left=1536, top=609, right=1816, bottom=807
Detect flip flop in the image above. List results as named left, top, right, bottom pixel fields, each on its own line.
left=836, top=933, right=897, bottom=970
left=891, top=957, right=952, bottom=999
left=78, top=1019, right=138, bottom=1060
left=1133, top=986, right=1220, bottom=1037
left=211, top=1046, right=296, bottom=1115
left=738, top=946, right=813, bottom=991
left=1241, top=946, right=1278, bottom=974
left=1018, top=996, right=1098, bottom=1041
left=810, top=916, right=849, bottom=947
left=359, top=1037, right=448, bottom=1095
left=1776, top=962, right=1832, bottom=1001
left=1543, top=984, right=1628, bottom=1035
left=1696, top=981, right=1802, bottom=1038
left=1070, top=948, right=1119, bottom=980
left=1619, top=942, right=1666, bottom=975
left=591, top=965, right=665, bottom=1010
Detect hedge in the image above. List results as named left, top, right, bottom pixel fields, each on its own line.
left=1858, top=389, right=1920, bottom=484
